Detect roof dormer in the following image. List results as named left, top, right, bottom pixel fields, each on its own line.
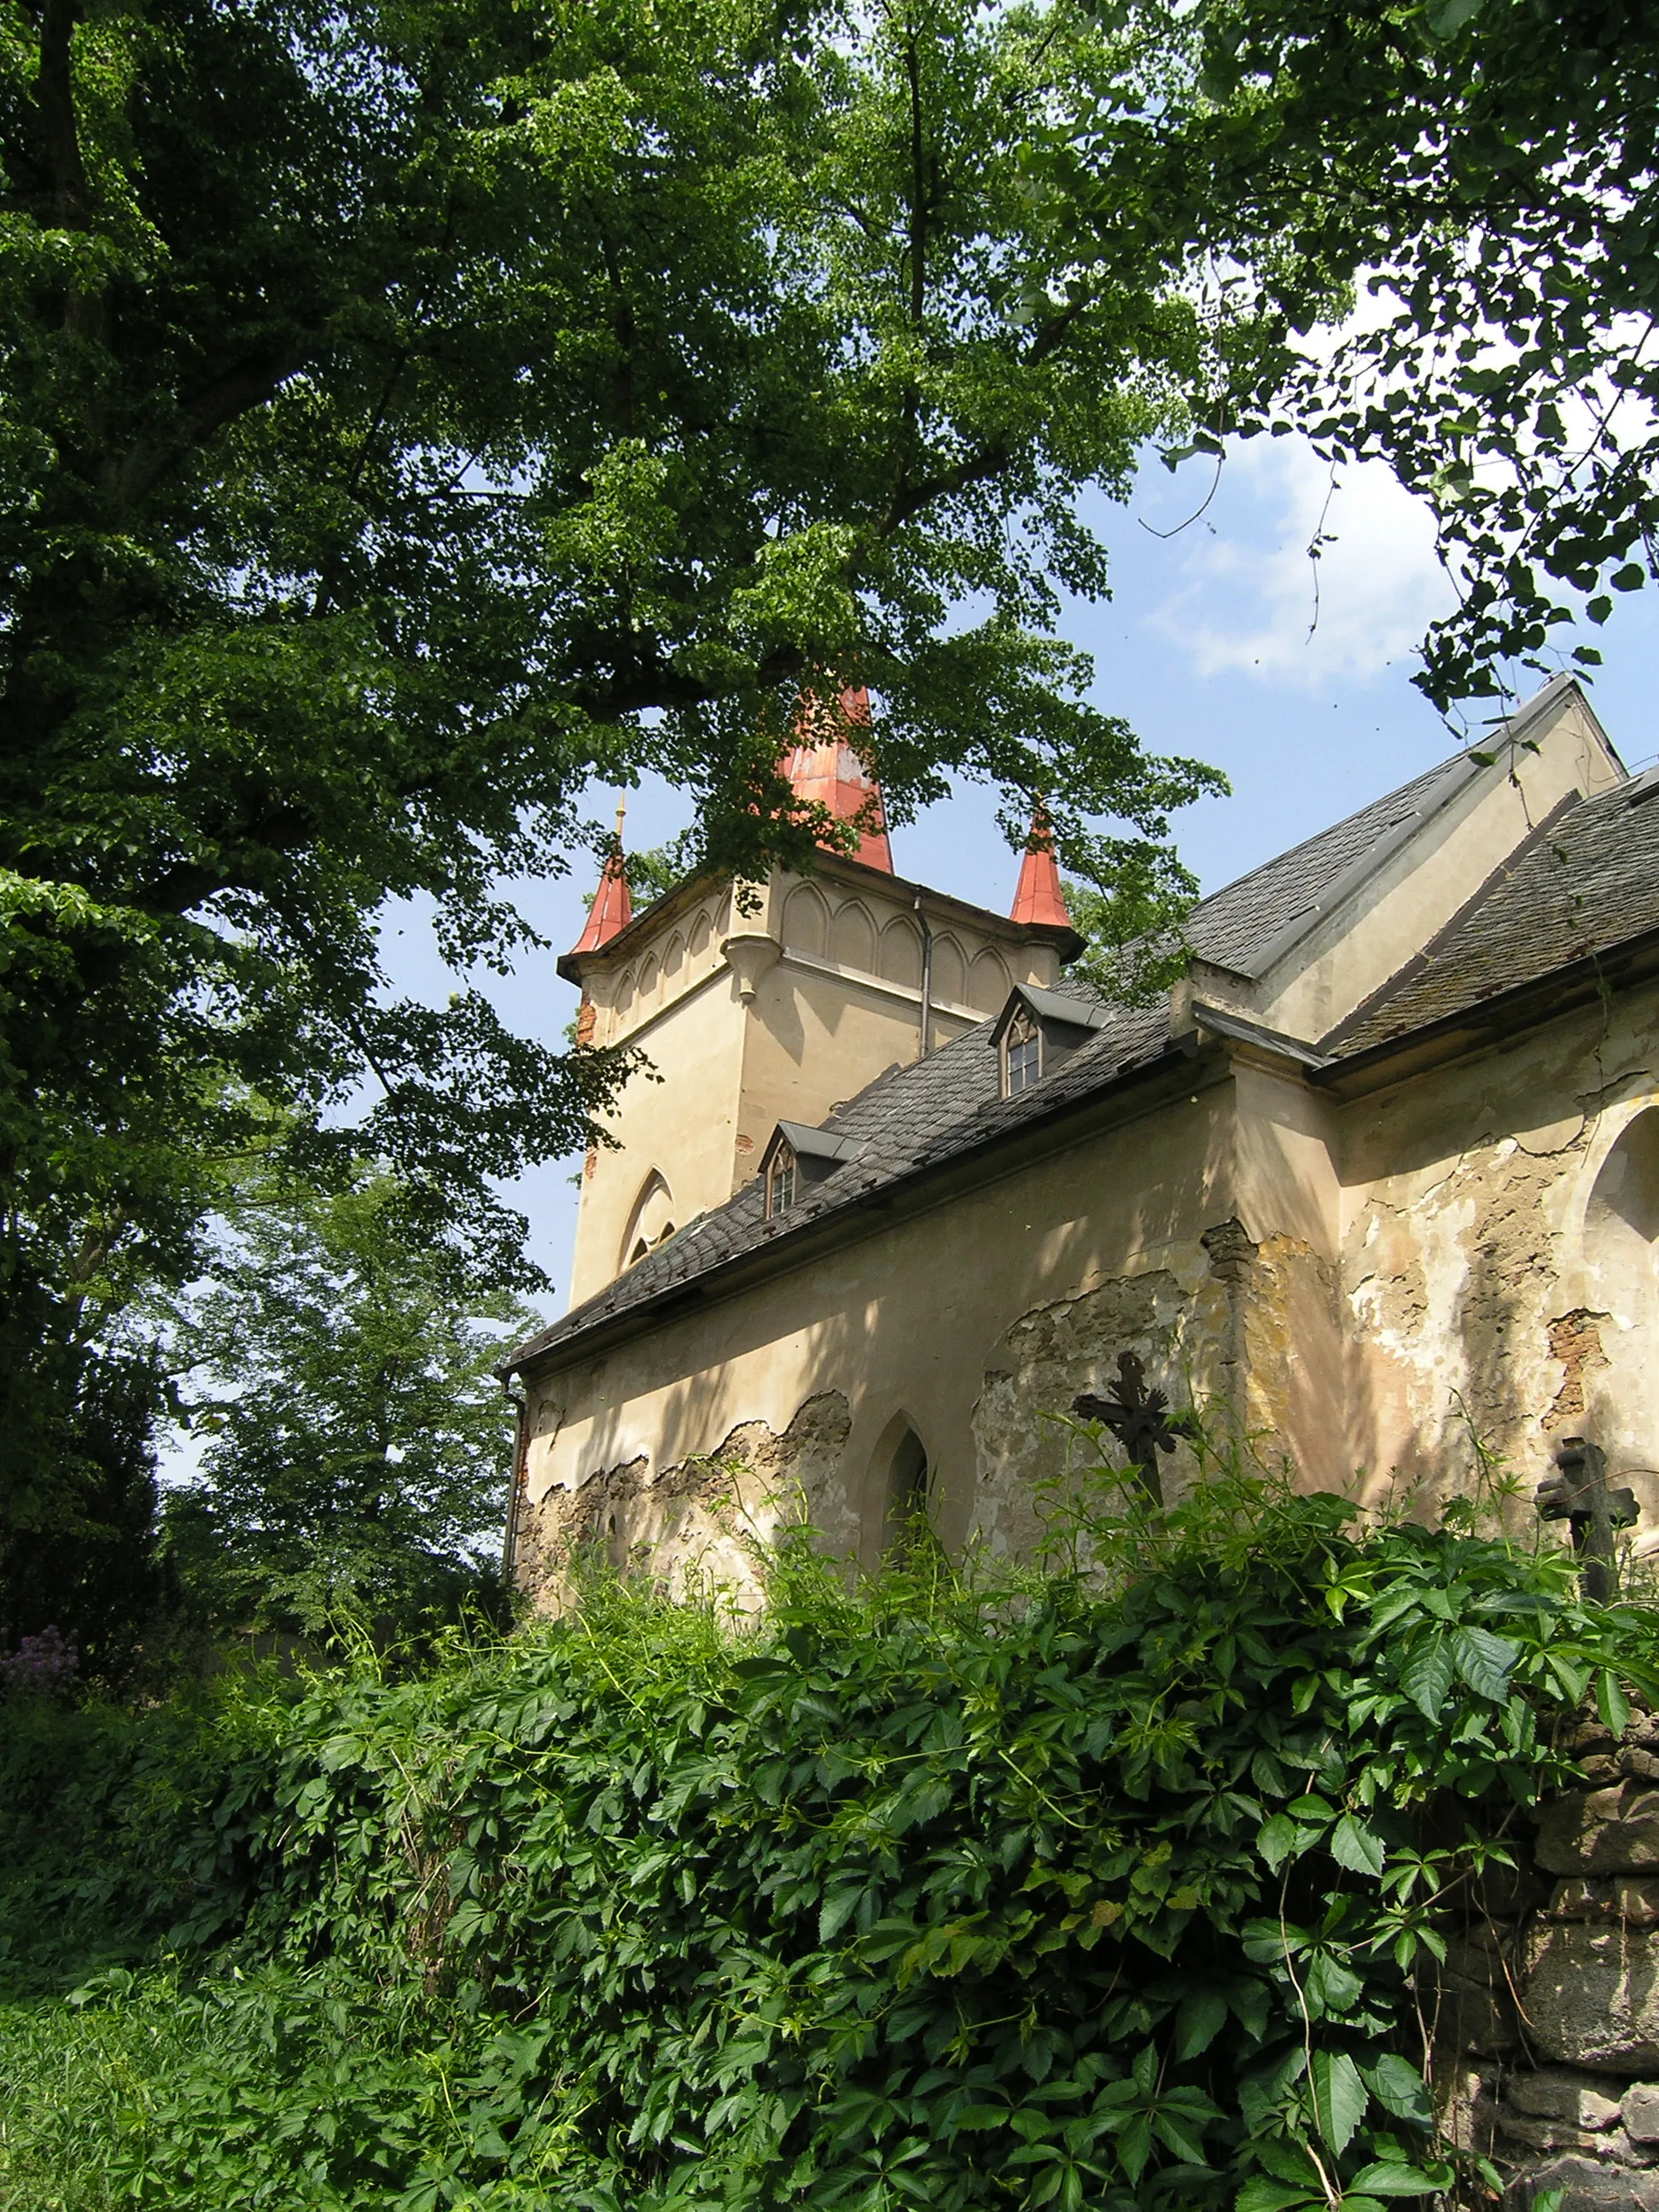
left=990, top=984, right=1109, bottom=1100
left=760, top=1119, right=865, bottom=1218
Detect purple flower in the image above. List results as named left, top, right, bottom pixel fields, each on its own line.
left=0, top=1626, right=79, bottom=1698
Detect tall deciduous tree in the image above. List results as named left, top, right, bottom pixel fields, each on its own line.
left=1, top=0, right=1240, bottom=1599
left=163, top=1165, right=537, bottom=1638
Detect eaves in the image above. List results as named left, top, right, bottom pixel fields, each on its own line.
left=1310, top=920, right=1659, bottom=1102
left=505, top=1029, right=1219, bottom=1382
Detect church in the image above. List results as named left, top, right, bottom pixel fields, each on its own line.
left=502, top=674, right=1659, bottom=1604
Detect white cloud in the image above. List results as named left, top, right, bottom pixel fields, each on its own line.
left=1148, top=434, right=1456, bottom=689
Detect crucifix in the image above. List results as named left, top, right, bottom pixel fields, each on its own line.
left=1536, top=1435, right=1638, bottom=1604
left=1073, top=1350, right=1179, bottom=1506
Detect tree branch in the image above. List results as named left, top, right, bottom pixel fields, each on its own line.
left=38, top=0, right=105, bottom=343
left=38, top=0, right=89, bottom=227
left=107, top=333, right=324, bottom=509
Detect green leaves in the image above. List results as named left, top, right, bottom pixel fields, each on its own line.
left=1310, top=2051, right=1367, bottom=2153
left=1330, top=1816, right=1385, bottom=1880
left=1363, top=2056, right=1433, bottom=2129
left=1400, top=1635, right=1453, bottom=1721
left=1450, top=1627, right=1518, bottom=1703
left=7, top=1472, right=1652, bottom=2210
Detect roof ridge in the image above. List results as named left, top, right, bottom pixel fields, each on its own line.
left=1319, top=787, right=1583, bottom=1054
left=1192, top=756, right=1464, bottom=916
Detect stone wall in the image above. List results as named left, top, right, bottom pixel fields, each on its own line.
left=1441, top=1710, right=1659, bottom=2209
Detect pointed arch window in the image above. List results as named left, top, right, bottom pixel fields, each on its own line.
left=766, top=1141, right=798, bottom=1218
left=1003, top=1004, right=1042, bottom=1097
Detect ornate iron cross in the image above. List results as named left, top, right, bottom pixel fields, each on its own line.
left=1073, top=1350, right=1179, bottom=1506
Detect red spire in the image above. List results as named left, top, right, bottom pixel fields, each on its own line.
left=1010, top=806, right=1070, bottom=930
left=568, top=799, right=634, bottom=954
left=780, top=685, right=894, bottom=872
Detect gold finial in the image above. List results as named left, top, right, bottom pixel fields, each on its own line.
left=614, top=796, right=626, bottom=844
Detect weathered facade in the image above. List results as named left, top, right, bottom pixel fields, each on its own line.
left=504, top=677, right=1659, bottom=1604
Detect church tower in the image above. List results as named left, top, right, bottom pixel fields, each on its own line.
left=559, top=708, right=1081, bottom=1309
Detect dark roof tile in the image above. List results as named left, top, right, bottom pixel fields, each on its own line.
left=1330, top=772, right=1659, bottom=1055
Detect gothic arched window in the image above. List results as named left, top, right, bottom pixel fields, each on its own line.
left=766, top=1141, right=798, bottom=1218
left=1003, top=1004, right=1042, bottom=1097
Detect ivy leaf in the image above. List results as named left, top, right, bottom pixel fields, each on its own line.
left=1310, top=2050, right=1367, bottom=2152
left=1425, top=0, right=1486, bottom=33
left=1304, top=1953, right=1364, bottom=2016
left=1598, top=1669, right=1631, bottom=1738
left=1401, top=1634, right=1452, bottom=1720
left=1364, top=2055, right=1434, bottom=2128
left=1348, top=2163, right=1443, bottom=2196
left=1234, top=2181, right=1320, bottom=2212
left=1257, top=1814, right=1300, bottom=1872
left=1175, top=1988, right=1229, bottom=2059
left=1451, top=1627, right=1518, bottom=1703
left=1330, top=1813, right=1386, bottom=1878
left=818, top=1887, right=864, bottom=1941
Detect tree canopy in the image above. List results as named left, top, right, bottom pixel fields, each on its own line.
left=1046, top=0, right=1659, bottom=709
left=161, top=1162, right=536, bottom=1639
left=0, top=0, right=1238, bottom=1611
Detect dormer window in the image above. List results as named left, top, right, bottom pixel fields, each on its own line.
left=760, top=1119, right=864, bottom=1218
left=766, top=1142, right=798, bottom=1217
left=992, top=984, right=1110, bottom=1103
left=1003, top=1005, right=1043, bottom=1097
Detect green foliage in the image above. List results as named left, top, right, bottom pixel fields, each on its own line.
left=1041, top=0, right=1659, bottom=707
left=160, top=1161, right=538, bottom=1639
left=0, top=1459, right=1649, bottom=2208
left=1062, top=847, right=1197, bottom=1004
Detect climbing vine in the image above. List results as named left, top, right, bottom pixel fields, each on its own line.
left=0, top=1454, right=1648, bottom=2209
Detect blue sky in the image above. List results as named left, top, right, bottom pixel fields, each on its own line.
left=378, top=433, right=1659, bottom=1319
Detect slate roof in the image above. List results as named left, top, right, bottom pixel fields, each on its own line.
left=508, top=985, right=1172, bottom=1371
left=507, top=711, right=1650, bottom=1376
left=1185, top=753, right=1476, bottom=976
left=1330, top=768, right=1659, bottom=1055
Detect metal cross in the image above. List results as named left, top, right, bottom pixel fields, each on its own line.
left=1073, top=1350, right=1179, bottom=1506
left=1536, top=1435, right=1638, bottom=1604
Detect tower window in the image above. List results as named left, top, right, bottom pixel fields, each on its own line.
left=766, top=1143, right=798, bottom=1217
left=1003, top=1005, right=1042, bottom=1097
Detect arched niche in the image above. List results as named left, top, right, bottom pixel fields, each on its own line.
left=637, top=951, right=660, bottom=1003
left=930, top=933, right=966, bottom=1010
left=783, top=882, right=830, bottom=958
left=880, top=914, right=923, bottom=989
left=830, top=897, right=876, bottom=975
left=870, top=1412, right=931, bottom=1556
left=689, top=909, right=712, bottom=963
left=969, top=946, right=1012, bottom=1012
left=620, top=1169, right=677, bottom=1271
left=1586, top=1107, right=1659, bottom=1324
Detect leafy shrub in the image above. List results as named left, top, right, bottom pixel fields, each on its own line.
left=0, top=1461, right=1648, bottom=2209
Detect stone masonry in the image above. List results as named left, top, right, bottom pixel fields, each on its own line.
left=1451, top=1708, right=1659, bottom=2209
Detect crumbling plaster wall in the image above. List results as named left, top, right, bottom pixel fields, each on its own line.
left=515, top=1393, right=853, bottom=1614
left=518, top=1066, right=1253, bottom=1599
left=969, top=1050, right=1352, bottom=1551
left=519, top=980, right=1659, bottom=1604
left=1337, top=981, right=1659, bottom=1532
